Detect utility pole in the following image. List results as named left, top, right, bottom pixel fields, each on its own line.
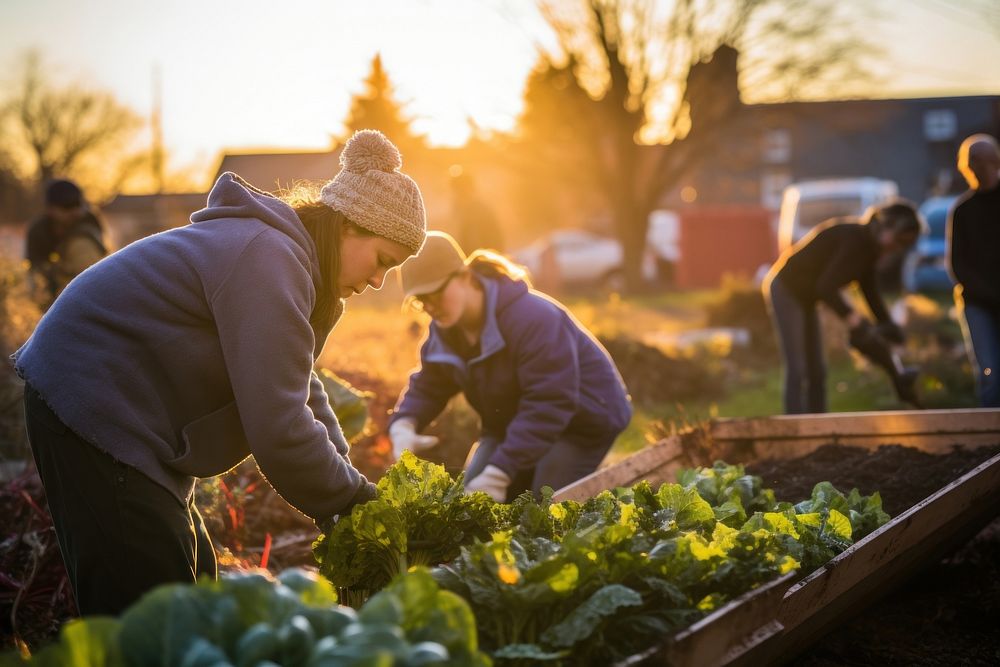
left=152, top=63, right=164, bottom=194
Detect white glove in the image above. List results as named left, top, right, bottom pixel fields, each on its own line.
left=464, top=464, right=512, bottom=503
left=388, top=418, right=439, bottom=460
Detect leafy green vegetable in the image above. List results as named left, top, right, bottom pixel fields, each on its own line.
left=539, top=585, right=642, bottom=648
left=319, top=368, right=373, bottom=444
left=0, top=618, right=124, bottom=667
left=313, top=452, right=498, bottom=600
left=4, top=567, right=490, bottom=667
left=423, top=461, right=889, bottom=665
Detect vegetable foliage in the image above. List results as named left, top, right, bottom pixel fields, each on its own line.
left=317, top=457, right=890, bottom=665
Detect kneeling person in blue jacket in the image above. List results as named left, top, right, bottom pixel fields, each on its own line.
left=388, top=231, right=632, bottom=502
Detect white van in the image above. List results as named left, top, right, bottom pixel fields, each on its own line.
left=777, top=178, right=898, bottom=252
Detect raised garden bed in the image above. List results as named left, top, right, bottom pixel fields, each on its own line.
left=556, top=408, right=1000, bottom=666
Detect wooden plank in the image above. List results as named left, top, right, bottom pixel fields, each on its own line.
left=616, top=571, right=795, bottom=667
left=553, top=435, right=687, bottom=502
left=708, top=409, right=1000, bottom=461
left=710, top=408, right=1000, bottom=445
left=664, top=571, right=794, bottom=667
left=560, top=410, right=1000, bottom=506
left=749, top=451, right=1000, bottom=662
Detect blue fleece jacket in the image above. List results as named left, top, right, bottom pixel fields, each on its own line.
left=12, top=173, right=371, bottom=521
left=390, top=272, right=632, bottom=476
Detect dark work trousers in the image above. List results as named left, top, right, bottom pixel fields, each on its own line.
left=959, top=298, right=1000, bottom=408
left=465, top=432, right=614, bottom=502
left=23, top=383, right=216, bottom=617
left=765, top=277, right=827, bottom=414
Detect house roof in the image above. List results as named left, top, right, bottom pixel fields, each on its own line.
left=102, top=192, right=207, bottom=214
left=212, top=150, right=341, bottom=193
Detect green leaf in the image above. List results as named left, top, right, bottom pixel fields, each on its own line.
left=824, top=509, right=853, bottom=542
left=539, top=585, right=643, bottom=648
left=655, top=484, right=716, bottom=531
left=118, top=585, right=216, bottom=666
left=10, top=617, right=124, bottom=667
left=275, top=568, right=339, bottom=608
left=379, top=568, right=492, bottom=667
left=318, top=368, right=372, bottom=443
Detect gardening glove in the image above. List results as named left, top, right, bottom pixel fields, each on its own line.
left=847, top=319, right=879, bottom=352
left=464, top=464, right=512, bottom=503
left=875, top=320, right=905, bottom=345
left=388, top=418, right=439, bottom=460
left=849, top=320, right=899, bottom=373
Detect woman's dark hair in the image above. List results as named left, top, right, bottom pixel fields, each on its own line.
left=864, top=199, right=926, bottom=238
left=280, top=185, right=374, bottom=330
left=465, top=249, right=532, bottom=287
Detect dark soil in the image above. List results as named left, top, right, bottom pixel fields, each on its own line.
left=748, top=443, right=1000, bottom=516
left=748, top=444, right=1000, bottom=666
left=0, top=470, right=76, bottom=652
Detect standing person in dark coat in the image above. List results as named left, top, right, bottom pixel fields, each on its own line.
left=12, top=130, right=426, bottom=616
left=388, top=231, right=632, bottom=502
left=763, top=201, right=924, bottom=414
left=948, top=134, right=1000, bottom=407
left=25, top=179, right=107, bottom=308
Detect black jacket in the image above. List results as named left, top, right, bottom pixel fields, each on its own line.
left=771, top=219, right=891, bottom=323
left=25, top=211, right=107, bottom=300
left=947, top=184, right=1000, bottom=308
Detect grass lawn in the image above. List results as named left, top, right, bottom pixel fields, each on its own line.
left=320, top=285, right=977, bottom=469
left=609, top=357, right=934, bottom=460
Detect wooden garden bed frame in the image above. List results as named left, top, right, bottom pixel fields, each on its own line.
left=558, top=408, right=1000, bottom=667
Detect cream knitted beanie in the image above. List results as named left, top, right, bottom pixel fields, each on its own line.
left=319, top=130, right=427, bottom=253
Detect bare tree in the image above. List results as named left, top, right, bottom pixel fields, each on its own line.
left=528, top=0, right=876, bottom=290
left=1, top=51, right=143, bottom=201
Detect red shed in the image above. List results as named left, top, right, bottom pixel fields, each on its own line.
left=675, top=206, right=777, bottom=288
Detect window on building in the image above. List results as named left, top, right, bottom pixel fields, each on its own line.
left=923, top=109, right=957, bottom=142
left=761, top=128, right=792, bottom=164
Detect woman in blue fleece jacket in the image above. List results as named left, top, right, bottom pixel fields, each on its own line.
left=388, top=231, right=632, bottom=502
left=11, top=131, right=426, bottom=615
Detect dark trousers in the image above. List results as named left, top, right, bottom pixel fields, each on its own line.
left=766, top=277, right=827, bottom=414
left=959, top=299, right=1000, bottom=408
left=465, top=432, right=613, bottom=501
left=24, top=384, right=216, bottom=617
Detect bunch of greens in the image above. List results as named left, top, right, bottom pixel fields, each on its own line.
left=434, top=478, right=803, bottom=665
left=677, top=461, right=778, bottom=527
left=440, top=463, right=886, bottom=665
left=311, top=457, right=890, bottom=665
left=313, top=452, right=498, bottom=604
left=1, top=567, right=490, bottom=667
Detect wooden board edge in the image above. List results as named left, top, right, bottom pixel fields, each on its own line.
left=710, top=409, right=1000, bottom=444
left=553, top=435, right=688, bottom=502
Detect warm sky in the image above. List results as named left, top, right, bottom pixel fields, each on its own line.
left=2, top=0, right=999, bottom=180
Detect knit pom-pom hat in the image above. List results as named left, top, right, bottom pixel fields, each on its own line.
left=319, top=130, right=427, bottom=253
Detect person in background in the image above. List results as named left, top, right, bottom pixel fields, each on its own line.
left=12, top=130, right=426, bottom=615
left=948, top=134, right=1000, bottom=407
left=25, top=179, right=107, bottom=308
left=388, top=231, right=632, bottom=502
left=763, top=201, right=925, bottom=414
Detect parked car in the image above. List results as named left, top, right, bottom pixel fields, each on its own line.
left=647, top=210, right=680, bottom=285
left=778, top=178, right=899, bottom=253
left=903, top=195, right=956, bottom=293
left=511, top=227, right=658, bottom=291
